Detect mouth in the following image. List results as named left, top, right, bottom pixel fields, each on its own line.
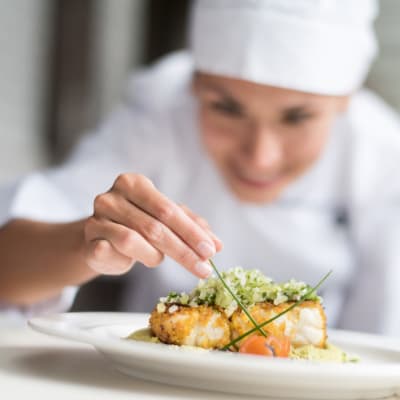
left=233, top=170, right=285, bottom=190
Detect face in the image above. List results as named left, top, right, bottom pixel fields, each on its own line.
left=192, top=73, right=349, bottom=204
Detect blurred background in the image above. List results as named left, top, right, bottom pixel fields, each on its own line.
left=0, top=0, right=399, bottom=310
left=0, top=0, right=190, bottom=180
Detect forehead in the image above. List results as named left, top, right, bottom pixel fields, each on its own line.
left=193, top=72, right=336, bottom=109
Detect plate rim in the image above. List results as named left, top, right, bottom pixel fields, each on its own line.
left=28, top=311, right=400, bottom=380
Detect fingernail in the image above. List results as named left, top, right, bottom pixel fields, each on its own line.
left=197, top=241, right=216, bottom=259
left=194, top=261, right=213, bottom=278
left=207, top=230, right=223, bottom=247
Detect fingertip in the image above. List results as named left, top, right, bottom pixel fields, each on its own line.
left=214, top=240, right=224, bottom=252
left=197, top=240, right=216, bottom=259
left=193, top=260, right=213, bottom=278
left=206, top=229, right=223, bottom=250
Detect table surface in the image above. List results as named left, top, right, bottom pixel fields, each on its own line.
left=1, top=318, right=399, bottom=400
left=0, top=318, right=257, bottom=400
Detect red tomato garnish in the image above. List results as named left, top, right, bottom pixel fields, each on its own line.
left=267, top=334, right=291, bottom=358
left=239, top=335, right=275, bottom=357
left=239, top=334, right=291, bottom=358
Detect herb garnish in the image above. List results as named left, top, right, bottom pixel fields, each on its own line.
left=221, top=270, right=332, bottom=350
left=209, top=259, right=267, bottom=337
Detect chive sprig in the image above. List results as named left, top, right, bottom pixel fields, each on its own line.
left=208, top=259, right=331, bottom=351
left=222, top=270, right=332, bottom=350
left=209, top=259, right=267, bottom=337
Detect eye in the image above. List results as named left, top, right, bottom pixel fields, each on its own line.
left=282, top=111, right=313, bottom=125
left=210, top=101, right=243, bottom=118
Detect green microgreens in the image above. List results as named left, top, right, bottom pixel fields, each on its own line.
left=209, top=259, right=267, bottom=337
left=221, top=270, right=332, bottom=351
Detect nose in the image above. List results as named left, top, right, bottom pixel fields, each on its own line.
left=243, top=124, right=283, bottom=170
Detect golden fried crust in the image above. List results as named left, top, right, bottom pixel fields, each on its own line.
left=150, top=301, right=327, bottom=350
left=150, top=304, right=231, bottom=349
left=231, top=301, right=327, bottom=348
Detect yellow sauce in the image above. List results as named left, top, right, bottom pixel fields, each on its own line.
left=126, top=328, right=161, bottom=343
left=126, top=328, right=358, bottom=362
left=290, top=343, right=359, bottom=363
left=126, top=328, right=209, bottom=352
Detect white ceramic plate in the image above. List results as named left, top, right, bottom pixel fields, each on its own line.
left=29, top=312, right=400, bottom=400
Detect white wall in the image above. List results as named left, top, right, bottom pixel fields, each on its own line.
left=0, top=0, right=52, bottom=182
left=92, top=0, right=147, bottom=119
left=367, top=0, right=400, bottom=112
left=0, top=0, right=147, bottom=183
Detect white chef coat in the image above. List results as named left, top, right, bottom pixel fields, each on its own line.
left=1, top=51, right=400, bottom=336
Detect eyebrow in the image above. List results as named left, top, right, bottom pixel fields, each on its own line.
left=281, top=105, right=315, bottom=114
left=198, top=82, right=245, bottom=107
left=196, top=78, right=318, bottom=114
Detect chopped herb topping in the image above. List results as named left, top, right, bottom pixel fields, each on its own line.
left=158, top=266, right=321, bottom=317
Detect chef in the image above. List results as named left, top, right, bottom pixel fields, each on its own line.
left=1, top=0, right=399, bottom=336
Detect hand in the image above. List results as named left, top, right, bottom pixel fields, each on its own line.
left=83, top=174, right=223, bottom=278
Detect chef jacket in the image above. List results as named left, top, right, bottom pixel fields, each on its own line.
left=1, top=52, right=399, bottom=336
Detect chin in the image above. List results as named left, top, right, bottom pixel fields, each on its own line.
left=229, top=185, right=284, bottom=204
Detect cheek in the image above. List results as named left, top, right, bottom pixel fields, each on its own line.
left=285, top=122, right=331, bottom=169
left=199, top=110, right=242, bottom=160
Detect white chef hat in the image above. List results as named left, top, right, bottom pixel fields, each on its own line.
left=189, top=0, right=378, bottom=95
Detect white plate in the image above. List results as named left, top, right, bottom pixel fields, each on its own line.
left=29, top=312, right=400, bottom=400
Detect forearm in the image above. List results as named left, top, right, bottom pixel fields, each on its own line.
left=0, top=218, right=98, bottom=306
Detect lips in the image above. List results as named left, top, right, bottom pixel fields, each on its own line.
left=238, top=177, right=280, bottom=189
left=234, top=171, right=284, bottom=190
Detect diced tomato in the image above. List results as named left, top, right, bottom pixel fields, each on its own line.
left=266, top=334, right=291, bottom=357
left=239, top=334, right=291, bottom=358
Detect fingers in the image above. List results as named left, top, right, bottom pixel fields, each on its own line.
left=96, top=196, right=213, bottom=278
left=179, top=204, right=223, bottom=252
left=85, top=217, right=164, bottom=268
left=114, top=174, right=218, bottom=259
left=90, top=173, right=224, bottom=279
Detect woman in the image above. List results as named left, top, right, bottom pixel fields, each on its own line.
left=1, top=0, right=399, bottom=335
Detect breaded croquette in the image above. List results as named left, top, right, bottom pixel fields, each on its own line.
left=150, top=300, right=326, bottom=350
left=149, top=267, right=327, bottom=351
left=230, top=301, right=327, bottom=348
left=150, top=304, right=231, bottom=349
